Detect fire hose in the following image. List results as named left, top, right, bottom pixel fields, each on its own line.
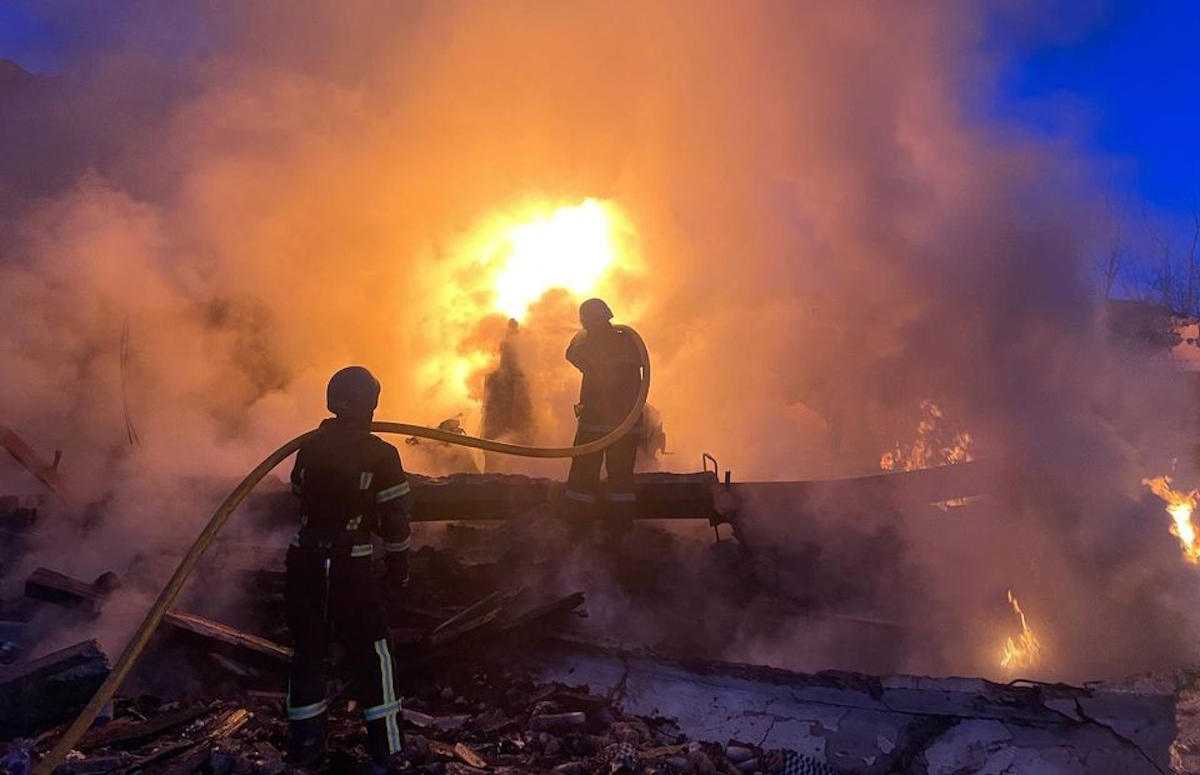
left=34, top=325, right=650, bottom=775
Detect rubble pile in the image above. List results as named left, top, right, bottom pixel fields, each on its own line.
left=2, top=664, right=831, bottom=775
left=0, top=473, right=1191, bottom=774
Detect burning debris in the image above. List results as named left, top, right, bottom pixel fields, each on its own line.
left=999, top=590, right=1042, bottom=674
left=1142, top=474, right=1200, bottom=564
left=879, top=402, right=974, bottom=474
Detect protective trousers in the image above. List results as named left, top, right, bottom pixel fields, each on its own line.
left=284, top=545, right=403, bottom=766
left=564, top=426, right=639, bottom=532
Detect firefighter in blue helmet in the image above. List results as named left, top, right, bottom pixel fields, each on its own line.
left=564, top=299, right=644, bottom=538
left=285, top=366, right=412, bottom=771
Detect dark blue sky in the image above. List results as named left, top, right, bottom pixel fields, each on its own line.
left=0, top=3, right=54, bottom=73
left=994, top=0, right=1200, bottom=220
left=1, top=2, right=1196, bottom=218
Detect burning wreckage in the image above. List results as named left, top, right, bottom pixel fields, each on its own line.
left=1, top=416, right=1197, bottom=775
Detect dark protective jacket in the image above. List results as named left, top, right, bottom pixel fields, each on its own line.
left=566, top=325, right=642, bottom=430
left=289, top=416, right=413, bottom=555
left=285, top=415, right=411, bottom=764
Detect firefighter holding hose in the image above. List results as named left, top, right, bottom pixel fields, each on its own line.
left=285, top=366, right=412, bottom=771
left=34, top=330, right=652, bottom=775
left=564, top=298, right=645, bottom=539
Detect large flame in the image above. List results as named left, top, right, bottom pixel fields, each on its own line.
left=488, top=198, right=622, bottom=321
left=1000, top=589, right=1042, bottom=672
left=410, top=197, right=633, bottom=432
left=1142, top=474, right=1200, bottom=564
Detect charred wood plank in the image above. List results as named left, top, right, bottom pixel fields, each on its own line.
left=0, top=426, right=73, bottom=508
left=429, top=590, right=508, bottom=645
left=401, top=465, right=1000, bottom=523
left=25, top=569, right=291, bottom=666
left=164, top=612, right=291, bottom=664
left=151, top=708, right=251, bottom=775
left=77, top=706, right=211, bottom=752
left=0, top=640, right=109, bottom=738
left=25, top=568, right=104, bottom=611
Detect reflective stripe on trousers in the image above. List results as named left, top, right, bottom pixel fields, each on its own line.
left=369, top=638, right=402, bottom=753
left=287, top=679, right=329, bottom=721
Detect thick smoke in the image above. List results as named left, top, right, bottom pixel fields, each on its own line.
left=1, top=1, right=1196, bottom=680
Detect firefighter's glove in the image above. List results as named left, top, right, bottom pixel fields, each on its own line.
left=385, top=549, right=411, bottom=590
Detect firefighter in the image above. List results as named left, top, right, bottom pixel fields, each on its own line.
left=285, top=366, right=412, bottom=771
left=564, top=298, right=644, bottom=537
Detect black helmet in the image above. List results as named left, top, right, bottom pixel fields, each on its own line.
left=579, top=298, right=613, bottom=330
left=327, top=366, right=381, bottom=417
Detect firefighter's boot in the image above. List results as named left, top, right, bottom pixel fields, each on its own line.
left=288, top=714, right=328, bottom=770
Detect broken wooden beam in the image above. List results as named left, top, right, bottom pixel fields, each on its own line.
left=147, top=708, right=252, bottom=775
left=0, top=425, right=74, bottom=508
left=403, top=465, right=1002, bottom=523
left=25, top=568, right=106, bottom=611
left=428, top=589, right=510, bottom=646
left=25, top=569, right=291, bottom=666
left=0, top=640, right=109, bottom=738
left=76, top=705, right=211, bottom=752
left=165, top=611, right=291, bottom=664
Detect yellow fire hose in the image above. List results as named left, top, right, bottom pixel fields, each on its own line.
left=34, top=325, right=650, bottom=775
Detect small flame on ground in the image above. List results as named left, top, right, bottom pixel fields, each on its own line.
left=490, top=198, right=620, bottom=321
left=1000, top=589, right=1042, bottom=672
left=880, top=400, right=973, bottom=473
left=1142, top=474, right=1200, bottom=564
